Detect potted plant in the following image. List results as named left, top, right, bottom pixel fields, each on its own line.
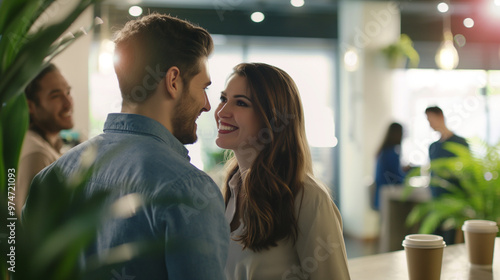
left=382, top=33, right=420, bottom=68
left=0, top=0, right=104, bottom=279
left=404, top=139, right=500, bottom=237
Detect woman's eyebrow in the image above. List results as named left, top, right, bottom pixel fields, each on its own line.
left=234, top=95, right=252, bottom=102
left=220, top=92, right=252, bottom=102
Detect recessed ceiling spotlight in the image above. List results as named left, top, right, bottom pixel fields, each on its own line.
left=437, top=2, right=449, bottom=13
left=291, top=0, right=305, bottom=8
left=463, top=18, right=474, bottom=28
left=251, top=12, right=265, bottom=23
left=129, top=6, right=143, bottom=17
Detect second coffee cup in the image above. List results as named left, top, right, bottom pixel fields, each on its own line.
left=462, top=219, right=498, bottom=269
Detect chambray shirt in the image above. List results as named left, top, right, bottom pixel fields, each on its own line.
left=25, top=113, right=229, bottom=279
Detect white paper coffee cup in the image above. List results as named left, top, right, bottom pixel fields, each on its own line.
left=462, top=219, right=498, bottom=233
left=402, top=234, right=446, bottom=280
left=403, top=234, right=447, bottom=249
left=462, top=220, right=498, bottom=269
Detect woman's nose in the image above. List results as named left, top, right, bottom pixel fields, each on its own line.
left=216, top=103, right=230, bottom=119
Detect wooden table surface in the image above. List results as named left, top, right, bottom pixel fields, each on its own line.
left=348, top=237, right=499, bottom=280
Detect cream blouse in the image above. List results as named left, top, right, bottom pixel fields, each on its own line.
left=16, top=130, right=62, bottom=217
left=225, top=171, right=351, bottom=280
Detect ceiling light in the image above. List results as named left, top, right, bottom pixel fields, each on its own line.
left=291, top=0, right=305, bottom=8
left=251, top=12, right=265, bottom=23
left=435, top=31, right=459, bottom=70
left=436, top=1, right=458, bottom=70
left=437, top=2, right=449, bottom=13
left=128, top=6, right=143, bottom=17
left=463, top=18, right=474, bottom=28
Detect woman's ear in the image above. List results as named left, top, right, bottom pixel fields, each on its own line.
left=164, top=66, right=182, bottom=99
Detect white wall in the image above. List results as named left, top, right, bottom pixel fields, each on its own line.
left=338, top=1, right=400, bottom=239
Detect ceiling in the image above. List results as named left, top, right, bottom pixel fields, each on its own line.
left=99, top=0, right=500, bottom=43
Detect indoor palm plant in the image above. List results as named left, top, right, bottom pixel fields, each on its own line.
left=405, top=139, right=500, bottom=236
left=0, top=0, right=104, bottom=279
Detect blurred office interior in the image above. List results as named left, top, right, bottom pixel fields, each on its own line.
left=49, top=0, right=500, bottom=257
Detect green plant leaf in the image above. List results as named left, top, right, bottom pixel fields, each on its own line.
left=0, top=0, right=58, bottom=71
left=382, top=33, right=420, bottom=68
left=0, top=93, right=28, bottom=193
left=419, top=211, right=443, bottom=234
left=0, top=0, right=37, bottom=34
left=0, top=0, right=97, bottom=105
left=1, top=1, right=102, bottom=279
left=405, top=138, right=500, bottom=234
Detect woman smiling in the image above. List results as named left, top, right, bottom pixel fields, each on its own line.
left=215, top=62, right=351, bottom=280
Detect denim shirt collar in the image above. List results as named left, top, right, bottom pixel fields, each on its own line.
left=103, top=113, right=189, bottom=159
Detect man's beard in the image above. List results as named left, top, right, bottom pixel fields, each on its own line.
left=172, top=88, right=199, bottom=145
left=31, top=106, right=73, bottom=134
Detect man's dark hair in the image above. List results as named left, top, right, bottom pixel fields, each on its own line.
left=25, top=63, right=59, bottom=105
left=425, top=106, right=443, bottom=116
left=113, top=13, right=213, bottom=104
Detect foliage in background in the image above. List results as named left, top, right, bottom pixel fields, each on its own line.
left=13, top=151, right=110, bottom=280
left=382, top=33, right=420, bottom=68
left=404, top=139, right=500, bottom=236
left=14, top=143, right=168, bottom=279
left=0, top=0, right=101, bottom=279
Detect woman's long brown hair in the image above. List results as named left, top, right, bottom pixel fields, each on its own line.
left=223, top=63, right=313, bottom=251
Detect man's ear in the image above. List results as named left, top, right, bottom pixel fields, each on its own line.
left=165, top=66, right=182, bottom=100
left=27, top=99, right=36, bottom=114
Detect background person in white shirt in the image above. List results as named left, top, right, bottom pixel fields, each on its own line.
left=215, top=62, right=351, bottom=280
left=15, top=63, right=73, bottom=216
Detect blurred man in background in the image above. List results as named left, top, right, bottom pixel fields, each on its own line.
left=15, top=63, right=73, bottom=216
left=425, top=105, right=469, bottom=244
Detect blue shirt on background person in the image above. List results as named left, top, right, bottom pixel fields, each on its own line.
left=426, top=106, right=470, bottom=198
left=25, top=113, right=229, bottom=279
left=373, top=122, right=407, bottom=211
left=374, top=145, right=406, bottom=210
left=428, top=134, right=469, bottom=198
left=425, top=106, right=470, bottom=245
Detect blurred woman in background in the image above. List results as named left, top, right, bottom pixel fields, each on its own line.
left=373, top=122, right=409, bottom=211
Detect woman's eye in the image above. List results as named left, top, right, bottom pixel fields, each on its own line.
left=219, top=96, right=227, bottom=102
left=237, top=100, right=248, bottom=107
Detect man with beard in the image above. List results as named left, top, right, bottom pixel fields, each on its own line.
left=23, top=13, right=229, bottom=279
left=15, top=63, right=74, bottom=216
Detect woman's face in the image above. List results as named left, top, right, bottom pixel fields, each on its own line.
left=215, top=75, right=264, bottom=154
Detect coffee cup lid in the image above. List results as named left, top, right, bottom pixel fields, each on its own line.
left=462, top=220, right=498, bottom=233
left=402, top=234, right=446, bottom=248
